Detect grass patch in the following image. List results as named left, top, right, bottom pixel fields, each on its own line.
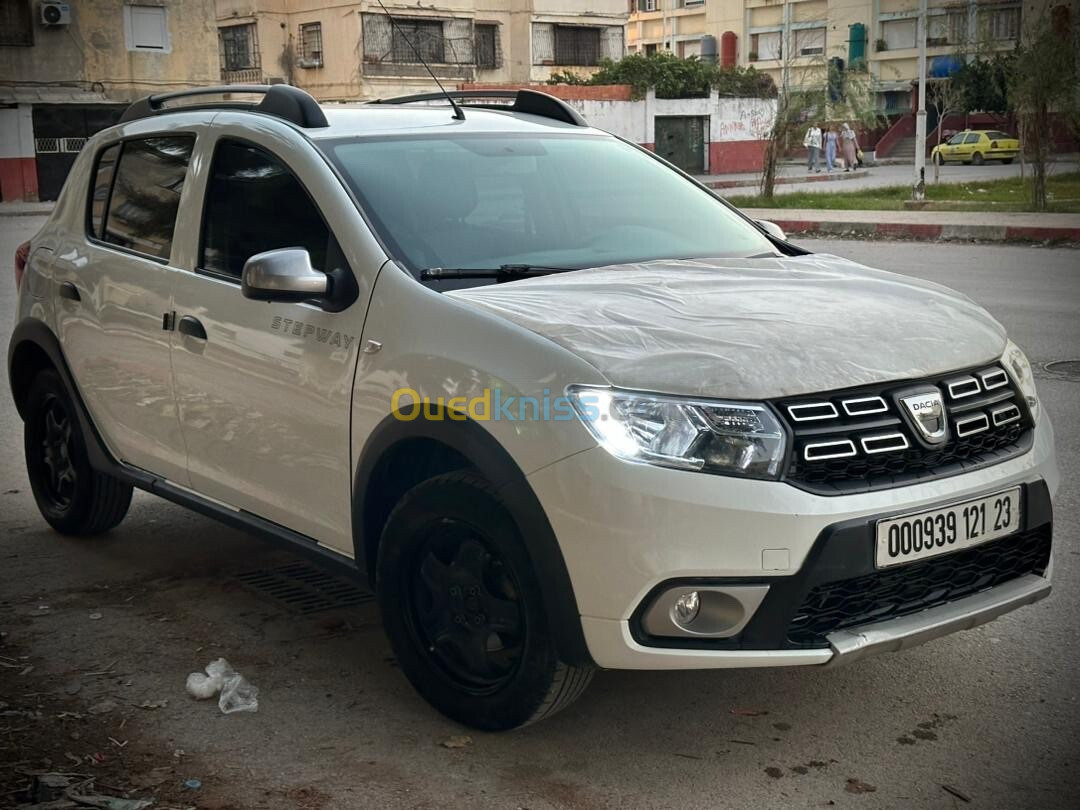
left=726, top=171, right=1080, bottom=213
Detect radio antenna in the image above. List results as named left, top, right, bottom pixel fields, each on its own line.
left=375, top=0, right=465, bottom=121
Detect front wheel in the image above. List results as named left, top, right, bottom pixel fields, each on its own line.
left=932, top=152, right=944, bottom=165
left=1002, top=158, right=1014, bottom=165
left=376, top=470, right=593, bottom=730
left=24, top=370, right=133, bottom=535
left=972, top=152, right=985, bottom=165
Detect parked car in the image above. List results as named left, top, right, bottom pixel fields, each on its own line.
left=9, top=86, right=1056, bottom=731
left=931, top=129, right=1020, bottom=165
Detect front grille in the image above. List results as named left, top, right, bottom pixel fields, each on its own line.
left=787, top=525, right=1052, bottom=647
left=776, top=364, right=1032, bottom=494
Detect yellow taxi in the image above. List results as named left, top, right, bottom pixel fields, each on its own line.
left=931, top=129, right=1020, bottom=165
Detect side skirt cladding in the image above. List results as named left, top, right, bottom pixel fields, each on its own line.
left=354, top=411, right=594, bottom=667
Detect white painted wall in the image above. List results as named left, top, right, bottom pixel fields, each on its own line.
left=0, top=105, right=34, bottom=159
left=559, top=91, right=776, bottom=145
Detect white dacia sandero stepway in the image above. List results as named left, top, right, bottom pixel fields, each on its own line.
left=9, top=86, right=1057, bottom=730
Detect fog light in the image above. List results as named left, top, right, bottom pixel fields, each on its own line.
left=672, top=591, right=700, bottom=626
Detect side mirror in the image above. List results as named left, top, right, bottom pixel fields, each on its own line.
left=756, top=220, right=787, bottom=241
left=241, top=248, right=328, bottom=302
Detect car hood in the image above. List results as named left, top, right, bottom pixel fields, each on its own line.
left=446, top=255, right=1007, bottom=400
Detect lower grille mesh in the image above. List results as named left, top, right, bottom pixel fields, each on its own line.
left=787, top=526, right=1052, bottom=647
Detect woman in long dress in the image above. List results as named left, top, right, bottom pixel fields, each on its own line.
left=841, top=123, right=858, bottom=171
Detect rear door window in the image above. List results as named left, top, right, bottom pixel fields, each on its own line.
left=200, top=139, right=329, bottom=280
left=964, top=133, right=981, bottom=144
left=103, top=136, right=194, bottom=260
left=87, top=143, right=120, bottom=239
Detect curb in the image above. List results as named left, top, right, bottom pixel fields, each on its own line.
left=0, top=205, right=54, bottom=218
left=773, top=219, right=1080, bottom=244
left=700, top=170, right=870, bottom=190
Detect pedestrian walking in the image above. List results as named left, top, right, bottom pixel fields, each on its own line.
left=803, top=123, right=822, bottom=173
left=841, top=122, right=858, bottom=171
left=824, top=125, right=838, bottom=173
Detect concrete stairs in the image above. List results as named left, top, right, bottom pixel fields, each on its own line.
left=887, top=135, right=918, bottom=159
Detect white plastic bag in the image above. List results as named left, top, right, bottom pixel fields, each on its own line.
left=185, top=658, right=258, bottom=713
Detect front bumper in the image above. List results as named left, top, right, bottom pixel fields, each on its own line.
left=527, top=413, right=1057, bottom=669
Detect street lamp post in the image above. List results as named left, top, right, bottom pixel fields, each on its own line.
left=913, top=0, right=928, bottom=200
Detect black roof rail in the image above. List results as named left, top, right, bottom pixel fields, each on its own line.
left=371, top=89, right=588, bottom=127
left=119, top=84, right=329, bottom=128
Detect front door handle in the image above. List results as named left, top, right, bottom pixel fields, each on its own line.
left=58, top=281, right=80, bottom=302
left=177, top=315, right=207, bottom=340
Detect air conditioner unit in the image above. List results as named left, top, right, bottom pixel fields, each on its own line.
left=40, top=2, right=72, bottom=26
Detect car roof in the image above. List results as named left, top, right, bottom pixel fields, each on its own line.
left=310, top=103, right=604, bottom=140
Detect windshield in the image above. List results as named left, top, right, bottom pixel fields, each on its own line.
left=323, top=133, right=776, bottom=278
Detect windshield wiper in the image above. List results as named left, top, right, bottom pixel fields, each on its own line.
left=419, top=264, right=577, bottom=281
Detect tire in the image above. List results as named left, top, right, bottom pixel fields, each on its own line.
left=1003, top=158, right=1014, bottom=165
left=24, top=369, right=133, bottom=535
left=972, top=152, right=984, bottom=165
left=376, top=470, right=594, bottom=730
left=932, top=152, right=943, bottom=165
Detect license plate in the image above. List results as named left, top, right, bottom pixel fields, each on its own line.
left=875, top=487, right=1022, bottom=569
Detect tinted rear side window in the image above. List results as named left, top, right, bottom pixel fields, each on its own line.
left=88, top=143, right=120, bottom=239
left=201, top=140, right=329, bottom=279
left=104, top=136, right=194, bottom=260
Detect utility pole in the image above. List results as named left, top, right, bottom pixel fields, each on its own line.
left=913, top=0, right=928, bottom=200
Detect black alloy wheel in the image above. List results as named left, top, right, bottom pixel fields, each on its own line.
left=24, top=369, right=133, bottom=535
left=376, top=470, right=594, bottom=730
left=405, top=522, right=525, bottom=693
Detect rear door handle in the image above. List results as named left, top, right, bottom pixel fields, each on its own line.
left=177, top=315, right=207, bottom=340
left=58, top=281, right=80, bottom=302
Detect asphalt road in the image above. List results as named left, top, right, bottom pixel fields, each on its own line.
left=2, top=216, right=1079, bottom=809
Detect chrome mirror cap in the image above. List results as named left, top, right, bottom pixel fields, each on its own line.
left=756, top=219, right=787, bottom=241
left=241, top=248, right=327, bottom=302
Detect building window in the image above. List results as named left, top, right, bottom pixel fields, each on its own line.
left=220, top=23, right=259, bottom=72
left=679, top=38, right=701, bottom=58
left=980, top=6, right=1020, bottom=41
left=475, top=23, right=498, bottom=69
left=532, top=23, right=622, bottom=66
left=299, top=22, right=323, bottom=67
left=794, top=26, right=826, bottom=56
left=0, top=0, right=33, bottom=47
left=637, top=0, right=658, bottom=11
left=555, top=26, right=600, bottom=66
left=928, top=11, right=967, bottom=46
left=124, top=5, right=170, bottom=52
left=881, top=18, right=917, bottom=50
left=362, top=14, right=479, bottom=66
left=392, top=18, right=445, bottom=63
left=750, top=31, right=781, bottom=61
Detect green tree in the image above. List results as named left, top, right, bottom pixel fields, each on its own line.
left=1007, top=9, right=1079, bottom=210
left=548, top=52, right=776, bottom=100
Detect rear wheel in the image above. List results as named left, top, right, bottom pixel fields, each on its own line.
left=24, top=370, right=132, bottom=535
left=1002, top=158, right=1014, bottom=165
left=972, top=152, right=985, bottom=165
left=376, top=470, right=593, bottom=730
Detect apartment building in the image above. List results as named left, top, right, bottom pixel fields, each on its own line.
left=1, top=0, right=220, bottom=202
left=629, top=1, right=1060, bottom=111
left=214, top=1, right=629, bottom=101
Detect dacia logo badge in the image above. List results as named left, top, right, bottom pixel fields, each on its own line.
left=899, top=389, right=948, bottom=445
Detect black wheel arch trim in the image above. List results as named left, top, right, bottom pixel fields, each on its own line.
left=352, top=411, right=594, bottom=666
left=9, top=318, right=117, bottom=473
left=8, top=317, right=375, bottom=582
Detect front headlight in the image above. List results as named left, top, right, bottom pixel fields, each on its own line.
left=566, top=386, right=786, bottom=479
left=1003, top=339, right=1040, bottom=424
